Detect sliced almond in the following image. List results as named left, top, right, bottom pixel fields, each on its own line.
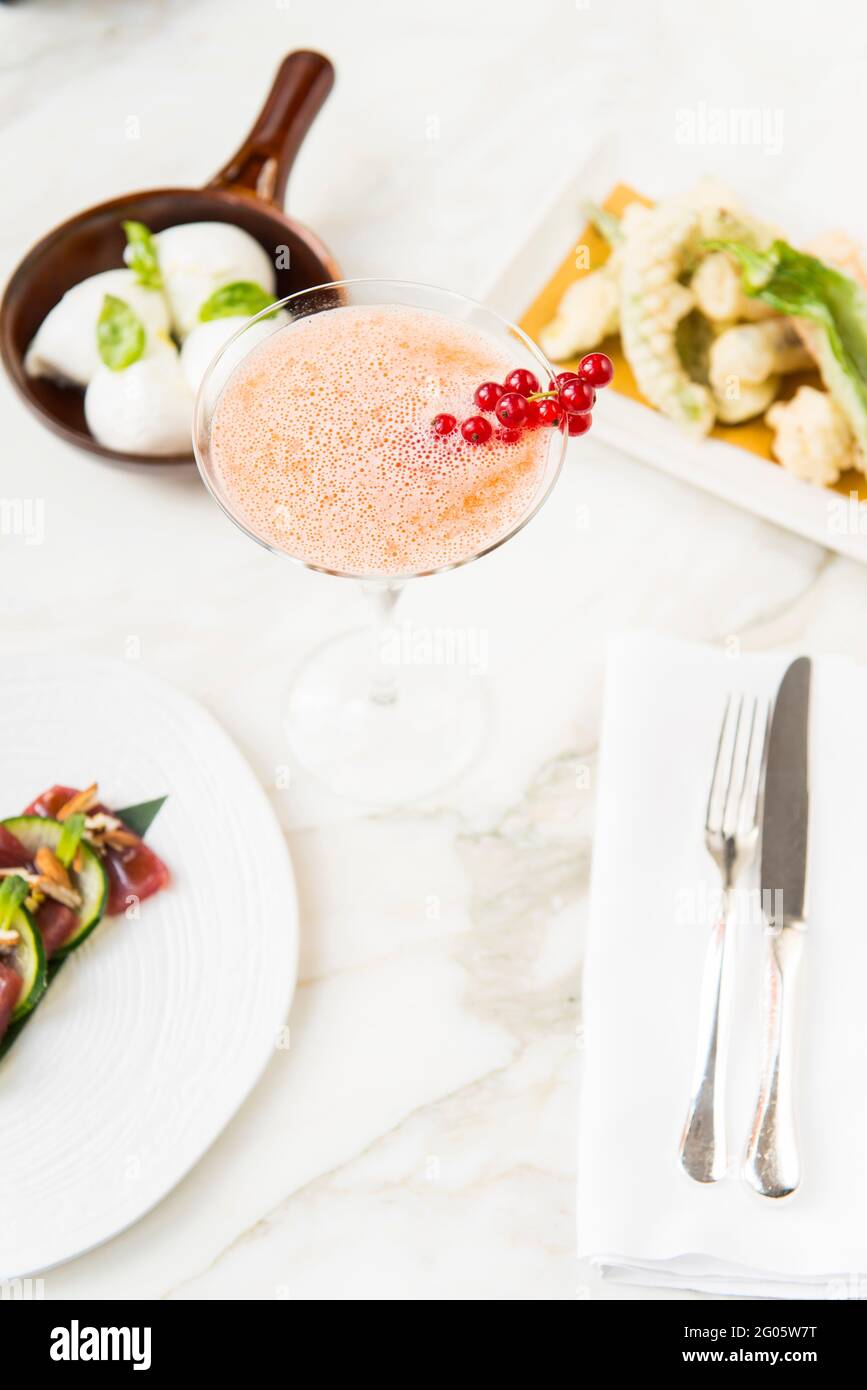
left=36, top=877, right=82, bottom=910
left=0, top=930, right=20, bottom=949
left=102, top=829, right=140, bottom=851
left=84, top=812, right=121, bottom=834
left=57, top=783, right=99, bottom=822
left=34, top=845, right=73, bottom=890
left=0, top=866, right=40, bottom=885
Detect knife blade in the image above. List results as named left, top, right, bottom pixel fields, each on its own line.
left=761, top=656, right=811, bottom=930
left=745, top=655, right=811, bottom=1199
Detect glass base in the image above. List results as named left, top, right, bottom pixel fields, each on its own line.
left=284, top=627, right=488, bottom=805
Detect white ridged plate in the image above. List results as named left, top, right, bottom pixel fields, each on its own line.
left=0, top=659, right=298, bottom=1278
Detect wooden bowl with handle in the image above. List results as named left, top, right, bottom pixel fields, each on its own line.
left=0, top=50, right=339, bottom=466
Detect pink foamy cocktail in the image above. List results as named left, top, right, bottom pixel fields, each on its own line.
left=208, top=303, right=551, bottom=578
left=194, top=280, right=567, bottom=804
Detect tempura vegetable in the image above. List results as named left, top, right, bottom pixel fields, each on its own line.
left=711, top=237, right=867, bottom=457
left=691, top=252, right=777, bottom=323
left=766, top=386, right=856, bottom=485
left=538, top=265, right=620, bottom=360
left=713, top=377, right=780, bottom=424
left=709, top=320, right=812, bottom=394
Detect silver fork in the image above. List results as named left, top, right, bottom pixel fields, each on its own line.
left=679, top=695, right=769, bottom=1184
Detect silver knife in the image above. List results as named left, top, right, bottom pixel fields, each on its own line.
left=744, top=656, right=811, bottom=1200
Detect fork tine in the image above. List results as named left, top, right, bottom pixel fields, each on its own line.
left=705, top=694, right=733, bottom=834
left=720, top=695, right=745, bottom=837
left=734, top=697, right=760, bottom=833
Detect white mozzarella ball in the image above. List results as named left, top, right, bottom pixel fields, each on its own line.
left=180, top=310, right=288, bottom=394
left=154, top=223, right=277, bottom=339
left=84, top=341, right=194, bottom=456
left=25, top=269, right=170, bottom=388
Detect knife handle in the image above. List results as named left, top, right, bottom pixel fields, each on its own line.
left=743, top=924, right=805, bottom=1200
left=679, top=888, right=736, bottom=1184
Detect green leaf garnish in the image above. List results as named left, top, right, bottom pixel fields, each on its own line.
left=115, top=795, right=168, bottom=839
left=0, top=876, right=28, bottom=932
left=199, top=281, right=277, bottom=322
left=96, top=294, right=146, bottom=371
left=56, top=813, right=86, bottom=869
left=122, top=220, right=163, bottom=289
left=707, top=236, right=867, bottom=453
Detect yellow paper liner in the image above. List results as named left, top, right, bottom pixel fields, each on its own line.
left=518, top=182, right=867, bottom=501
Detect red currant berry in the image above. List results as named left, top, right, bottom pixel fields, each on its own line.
left=504, top=368, right=539, bottom=397
left=495, top=426, right=521, bottom=444
left=536, top=397, right=564, bottom=428
left=495, top=391, right=530, bottom=427
left=474, top=381, right=505, bottom=412
left=554, top=371, right=580, bottom=389
left=559, top=378, right=596, bottom=414
left=567, top=411, right=593, bottom=437
left=578, top=352, right=614, bottom=388
left=432, top=413, right=457, bottom=437
left=461, top=415, right=493, bottom=445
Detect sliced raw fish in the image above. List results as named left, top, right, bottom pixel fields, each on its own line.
left=23, top=785, right=76, bottom=818
left=35, top=900, right=78, bottom=959
left=0, top=825, right=28, bottom=868
left=103, top=841, right=169, bottom=916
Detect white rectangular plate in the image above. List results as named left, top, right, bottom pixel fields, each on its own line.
left=482, top=140, right=867, bottom=566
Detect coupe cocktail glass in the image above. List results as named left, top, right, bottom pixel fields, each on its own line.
left=193, top=280, right=566, bottom=804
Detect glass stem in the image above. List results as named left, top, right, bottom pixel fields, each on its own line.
left=361, top=581, right=404, bottom=707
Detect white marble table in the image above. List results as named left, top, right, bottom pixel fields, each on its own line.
left=1, top=0, right=864, bottom=1300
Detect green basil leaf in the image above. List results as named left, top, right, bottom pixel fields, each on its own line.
left=198, top=281, right=277, bottom=322
left=122, top=220, right=163, bottom=289
left=96, top=294, right=146, bottom=371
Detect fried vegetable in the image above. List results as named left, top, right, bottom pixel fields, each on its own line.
left=709, top=237, right=867, bottom=456
left=713, top=376, right=780, bottom=424
left=538, top=264, right=620, bottom=360
left=709, top=320, right=812, bottom=395
left=691, top=252, right=777, bottom=323
left=766, top=385, right=856, bottom=486
left=618, top=202, right=715, bottom=431
left=540, top=202, right=651, bottom=361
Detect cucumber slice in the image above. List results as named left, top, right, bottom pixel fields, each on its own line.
left=4, top=903, right=46, bottom=1022
left=0, top=816, right=108, bottom=957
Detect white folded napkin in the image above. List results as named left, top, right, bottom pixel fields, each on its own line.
left=578, top=632, right=867, bottom=1299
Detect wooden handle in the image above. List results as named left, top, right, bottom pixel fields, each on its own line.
left=209, top=50, right=335, bottom=206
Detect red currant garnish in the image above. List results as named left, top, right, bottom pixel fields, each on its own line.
left=559, top=378, right=596, bottom=414
left=536, top=397, right=564, bottom=428
left=578, top=352, right=614, bottom=388
left=495, top=426, right=521, bottom=444
left=495, top=391, right=530, bottom=427
left=567, top=411, right=593, bottom=437
left=461, top=415, right=493, bottom=444
left=432, top=413, right=457, bottom=437
left=554, top=371, right=580, bottom=389
left=504, top=368, right=539, bottom=398
left=474, top=381, right=505, bottom=412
